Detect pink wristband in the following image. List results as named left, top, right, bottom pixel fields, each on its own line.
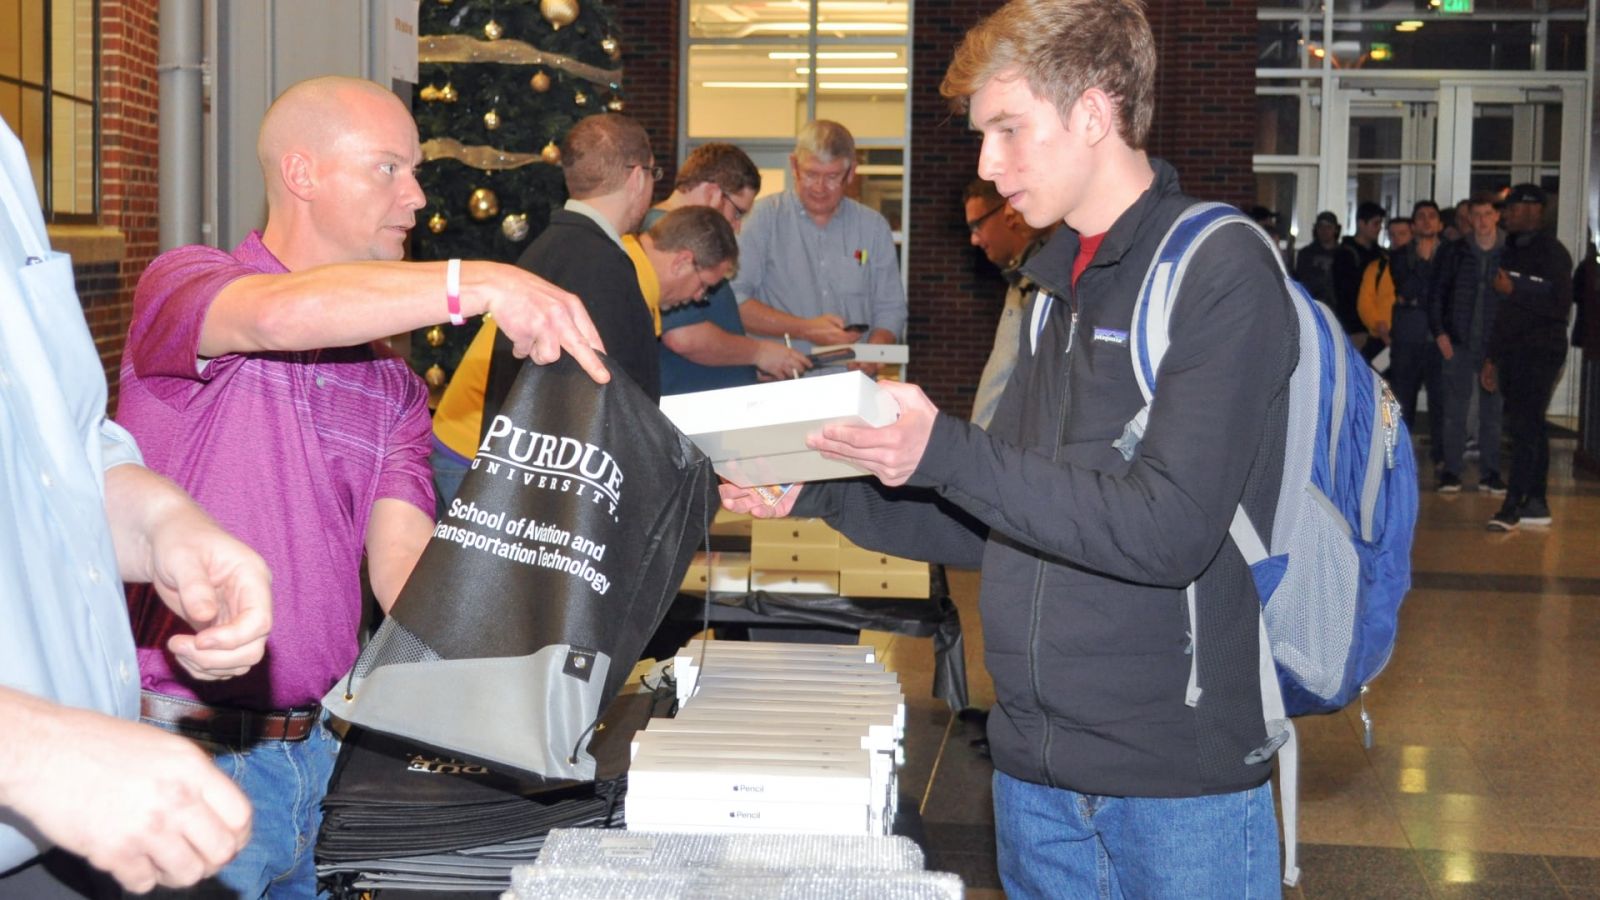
left=446, top=258, right=464, bottom=325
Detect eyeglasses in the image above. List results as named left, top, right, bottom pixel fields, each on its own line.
left=691, top=265, right=728, bottom=300
left=967, top=203, right=1005, bottom=233
left=797, top=167, right=849, bottom=189
left=721, top=189, right=752, bottom=222
left=634, top=163, right=664, bottom=182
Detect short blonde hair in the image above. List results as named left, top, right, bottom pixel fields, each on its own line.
left=940, top=0, right=1157, bottom=150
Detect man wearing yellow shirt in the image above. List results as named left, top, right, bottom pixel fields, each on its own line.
left=428, top=206, right=738, bottom=509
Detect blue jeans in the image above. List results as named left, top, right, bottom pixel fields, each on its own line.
left=993, top=771, right=1280, bottom=899
left=147, top=718, right=341, bottom=899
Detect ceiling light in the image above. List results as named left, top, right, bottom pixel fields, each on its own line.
left=700, top=81, right=807, bottom=89
left=768, top=51, right=899, bottom=60
left=796, top=66, right=909, bottom=75
left=818, top=82, right=906, bottom=91
left=746, top=22, right=907, bottom=34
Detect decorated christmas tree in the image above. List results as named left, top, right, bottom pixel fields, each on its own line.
left=408, top=0, right=625, bottom=392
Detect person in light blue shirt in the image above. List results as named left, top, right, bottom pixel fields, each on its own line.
left=0, top=117, right=273, bottom=896
left=730, top=120, right=906, bottom=375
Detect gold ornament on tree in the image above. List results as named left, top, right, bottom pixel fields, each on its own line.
left=468, top=187, right=500, bottom=220
left=437, top=0, right=453, bottom=5
left=530, top=70, right=551, bottom=93
left=573, top=90, right=589, bottom=108
left=425, top=325, right=447, bottom=348
left=427, top=212, right=447, bottom=234
left=605, top=97, right=624, bottom=112
left=540, top=141, right=561, bottom=164
left=540, top=0, right=579, bottom=30
left=600, top=36, right=619, bottom=59
left=419, top=82, right=458, bottom=103
left=483, top=109, right=501, bottom=131
left=425, top=364, right=448, bottom=388
left=501, top=213, right=530, bottom=242
left=483, top=19, right=504, bottom=41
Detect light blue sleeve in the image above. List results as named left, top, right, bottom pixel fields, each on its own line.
left=99, top=418, right=145, bottom=471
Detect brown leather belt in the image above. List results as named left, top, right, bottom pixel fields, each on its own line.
left=140, top=691, right=320, bottom=743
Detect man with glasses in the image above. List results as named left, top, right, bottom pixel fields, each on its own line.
left=965, top=178, right=1056, bottom=429
left=631, top=206, right=740, bottom=328
left=731, top=120, right=906, bottom=374
left=487, top=114, right=661, bottom=415
left=653, top=143, right=812, bottom=394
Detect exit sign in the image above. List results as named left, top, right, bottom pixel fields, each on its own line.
left=1440, top=0, right=1473, bottom=13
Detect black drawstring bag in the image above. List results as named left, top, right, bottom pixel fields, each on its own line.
left=325, top=354, right=716, bottom=782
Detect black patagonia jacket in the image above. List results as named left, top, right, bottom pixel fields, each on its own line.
left=799, top=159, right=1298, bottom=797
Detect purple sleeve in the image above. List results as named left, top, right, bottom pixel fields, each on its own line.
left=126, top=245, right=257, bottom=401
left=376, top=355, right=437, bottom=518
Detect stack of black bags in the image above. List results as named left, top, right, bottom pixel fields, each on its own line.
left=317, top=692, right=657, bottom=895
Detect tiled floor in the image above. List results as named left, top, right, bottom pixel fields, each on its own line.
left=858, top=435, right=1600, bottom=898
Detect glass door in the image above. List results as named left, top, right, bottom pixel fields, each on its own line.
left=1329, top=88, right=1438, bottom=244
left=1436, top=79, right=1588, bottom=418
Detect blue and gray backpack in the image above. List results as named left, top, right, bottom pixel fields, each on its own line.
left=1119, top=202, right=1419, bottom=886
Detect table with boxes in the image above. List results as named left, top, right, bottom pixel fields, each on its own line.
left=674, top=511, right=968, bottom=711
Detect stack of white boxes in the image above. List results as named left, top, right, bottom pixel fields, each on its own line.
left=623, top=640, right=904, bottom=837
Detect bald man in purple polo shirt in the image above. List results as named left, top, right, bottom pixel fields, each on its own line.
left=115, top=76, right=608, bottom=898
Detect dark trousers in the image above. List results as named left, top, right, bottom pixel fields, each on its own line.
left=1389, top=340, right=1446, bottom=464
left=1498, top=347, right=1567, bottom=504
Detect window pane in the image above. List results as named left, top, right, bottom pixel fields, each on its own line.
left=816, top=0, right=906, bottom=38
left=1321, top=20, right=1536, bottom=70
left=813, top=44, right=905, bottom=141
left=0, top=0, right=20, bottom=80
left=690, top=0, right=908, bottom=39
left=689, top=0, right=809, bottom=40
left=50, top=97, right=93, bottom=215
left=853, top=146, right=902, bottom=232
left=53, top=0, right=73, bottom=92
left=21, top=0, right=43, bottom=83
left=1258, top=19, right=1306, bottom=69
left=1256, top=94, right=1300, bottom=155
left=1546, top=20, right=1586, bottom=71
left=687, top=44, right=809, bottom=139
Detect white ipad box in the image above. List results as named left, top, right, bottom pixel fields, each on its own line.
left=623, top=793, right=873, bottom=836
left=658, top=372, right=899, bottom=487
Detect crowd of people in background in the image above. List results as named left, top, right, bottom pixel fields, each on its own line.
left=1273, top=186, right=1584, bottom=530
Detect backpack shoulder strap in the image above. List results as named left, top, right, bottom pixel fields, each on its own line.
left=1116, top=202, right=1279, bottom=460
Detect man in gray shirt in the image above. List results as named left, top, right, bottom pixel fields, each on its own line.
left=730, top=120, right=906, bottom=374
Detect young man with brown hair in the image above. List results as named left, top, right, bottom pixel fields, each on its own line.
left=721, top=1, right=1293, bottom=894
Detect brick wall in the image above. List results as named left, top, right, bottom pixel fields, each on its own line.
left=904, top=0, right=1004, bottom=416
left=92, top=0, right=162, bottom=412
left=1147, top=0, right=1258, bottom=210
left=607, top=0, right=679, bottom=203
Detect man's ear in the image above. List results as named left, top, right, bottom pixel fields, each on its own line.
left=279, top=152, right=317, bottom=202
left=672, top=248, right=696, bottom=276
left=1076, top=88, right=1118, bottom=148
